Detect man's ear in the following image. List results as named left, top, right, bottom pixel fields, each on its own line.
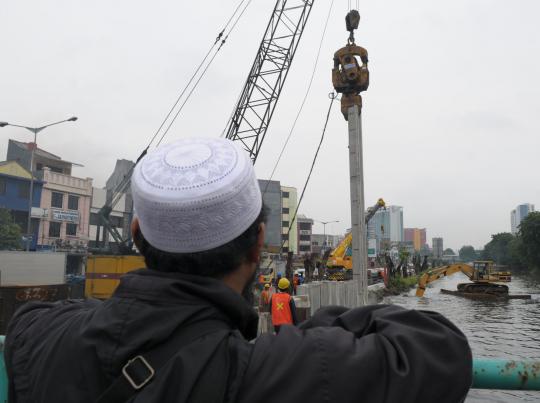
left=131, top=218, right=142, bottom=251
left=251, top=223, right=266, bottom=263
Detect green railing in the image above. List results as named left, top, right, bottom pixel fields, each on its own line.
left=0, top=335, right=537, bottom=400
left=473, top=359, right=540, bottom=390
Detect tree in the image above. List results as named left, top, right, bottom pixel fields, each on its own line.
left=459, top=245, right=477, bottom=262
left=482, top=233, right=517, bottom=266
left=517, top=212, right=540, bottom=271
left=443, top=248, right=455, bottom=255
left=0, top=208, right=22, bottom=250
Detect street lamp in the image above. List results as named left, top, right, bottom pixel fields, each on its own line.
left=316, top=220, right=340, bottom=253
left=0, top=117, right=78, bottom=251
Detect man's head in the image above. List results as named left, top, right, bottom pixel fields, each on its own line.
left=278, top=277, right=290, bottom=292
left=130, top=137, right=266, bottom=294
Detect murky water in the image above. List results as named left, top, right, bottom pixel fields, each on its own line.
left=383, top=272, right=540, bottom=402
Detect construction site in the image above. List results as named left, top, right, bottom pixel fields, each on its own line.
left=1, top=1, right=540, bottom=401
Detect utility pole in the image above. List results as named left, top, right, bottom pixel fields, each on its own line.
left=332, top=10, right=369, bottom=305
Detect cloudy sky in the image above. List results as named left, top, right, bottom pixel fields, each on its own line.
left=1, top=0, right=539, bottom=251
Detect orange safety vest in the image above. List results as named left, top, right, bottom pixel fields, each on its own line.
left=271, top=292, right=293, bottom=326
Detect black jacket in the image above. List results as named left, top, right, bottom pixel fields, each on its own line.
left=5, top=269, right=473, bottom=403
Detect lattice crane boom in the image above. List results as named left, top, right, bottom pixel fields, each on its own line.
left=225, top=0, right=315, bottom=163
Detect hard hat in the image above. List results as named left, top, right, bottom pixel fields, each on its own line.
left=264, top=283, right=270, bottom=288
left=278, top=278, right=290, bottom=290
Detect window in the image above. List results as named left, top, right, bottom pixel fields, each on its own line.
left=0, top=178, right=6, bottom=195
left=299, top=234, right=311, bottom=241
left=90, top=213, right=100, bottom=225
left=49, top=222, right=61, bottom=237
left=36, top=163, right=43, bottom=171
left=110, top=216, right=124, bottom=228
left=282, top=191, right=289, bottom=198
left=299, top=245, right=311, bottom=252
left=281, top=234, right=289, bottom=240
left=18, top=182, right=30, bottom=199
left=66, top=223, right=77, bottom=236
left=282, top=207, right=289, bottom=214
left=68, top=195, right=79, bottom=210
left=51, top=192, right=63, bottom=208
left=299, top=222, right=311, bottom=230
left=282, top=221, right=289, bottom=228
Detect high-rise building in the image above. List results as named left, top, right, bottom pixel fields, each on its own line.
left=432, top=237, right=443, bottom=259
left=511, top=203, right=535, bottom=234
left=368, top=205, right=403, bottom=246
left=281, top=185, right=298, bottom=254
left=404, top=228, right=427, bottom=251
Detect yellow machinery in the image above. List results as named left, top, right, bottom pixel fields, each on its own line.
left=415, top=261, right=512, bottom=297
left=326, top=198, right=385, bottom=280
left=85, top=255, right=145, bottom=299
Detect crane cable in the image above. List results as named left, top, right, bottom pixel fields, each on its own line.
left=103, top=0, right=252, bottom=232
left=144, top=0, right=251, bottom=150
left=261, top=0, right=335, bottom=197
left=263, top=93, right=336, bottom=271
left=155, top=0, right=253, bottom=147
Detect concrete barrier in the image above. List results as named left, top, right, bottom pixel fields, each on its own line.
left=259, top=281, right=385, bottom=334
left=297, top=280, right=384, bottom=315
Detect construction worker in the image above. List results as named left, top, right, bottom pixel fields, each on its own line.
left=292, top=273, right=299, bottom=295
left=5, top=138, right=472, bottom=403
left=271, top=278, right=297, bottom=333
left=259, top=283, right=272, bottom=312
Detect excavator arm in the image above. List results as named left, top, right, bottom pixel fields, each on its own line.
left=415, top=264, right=475, bottom=297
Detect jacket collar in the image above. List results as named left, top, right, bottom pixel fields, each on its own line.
left=113, top=268, right=259, bottom=340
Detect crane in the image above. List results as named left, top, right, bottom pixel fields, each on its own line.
left=86, top=1, right=318, bottom=297
left=93, top=0, right=316, bottom=254
left=326, top=198, right=385, bottom=280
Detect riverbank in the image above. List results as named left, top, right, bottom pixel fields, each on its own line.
left=384, top=275, right=419, bottom=295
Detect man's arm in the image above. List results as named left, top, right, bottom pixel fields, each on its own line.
left=238, top=304, right=472, bottom=403
left=289, top=298, right=298, bottom=325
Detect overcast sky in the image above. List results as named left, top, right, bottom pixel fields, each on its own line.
left=1, top=0, right=539, bottom=251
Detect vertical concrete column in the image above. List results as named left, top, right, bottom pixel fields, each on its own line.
left=348, top=105, right=368, bottom=305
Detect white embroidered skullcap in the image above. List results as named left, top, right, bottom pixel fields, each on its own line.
left=131, top=137, right=262, bottom=253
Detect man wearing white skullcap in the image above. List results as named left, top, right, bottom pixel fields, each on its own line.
left=5, top=138, right=473, bottom=403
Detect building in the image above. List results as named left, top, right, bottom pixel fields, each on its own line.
left=511, top=203, right=535, bottom=234
left=311, top=233, right=340, bottom=255
left=7, top=140, right=92, bottom=250
left=297, top=214, right=313, bottom=254
left=404, top=228, right=427, bottom=251
left=367, top=205, right=404, bottom=252
left=432, top=237, right=443, bottom=259
left=258, top=179, right=282, bottom=252
left=0, top=161, right=44, bottom=249
left=281, top=185, right=298, bottom=254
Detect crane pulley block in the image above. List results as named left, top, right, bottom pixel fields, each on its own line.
left=332, top=44, right=369, bottom=119
left=332, top=44, right=369, bottom=95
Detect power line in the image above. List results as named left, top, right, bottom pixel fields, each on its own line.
left=261, top=0, right=335, bottom=197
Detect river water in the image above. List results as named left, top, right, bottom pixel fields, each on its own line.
left=383, top=272, right=540, bottom=402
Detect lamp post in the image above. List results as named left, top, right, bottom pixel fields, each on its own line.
left=0, top=117, right=78, bottom=251
left=316, top=220, right=340, bottom=253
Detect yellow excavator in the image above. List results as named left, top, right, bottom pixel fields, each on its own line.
left=415, top=261, right=512, bottom=297
left=326, top=198, right=385, bottom=280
